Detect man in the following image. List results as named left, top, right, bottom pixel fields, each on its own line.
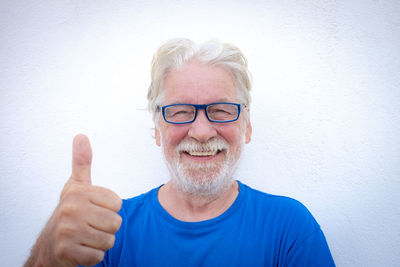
left=25, top=38, right=335, bottom=266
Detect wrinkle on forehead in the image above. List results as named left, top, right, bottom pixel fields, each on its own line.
left=163, top=61, right=238, bottom=105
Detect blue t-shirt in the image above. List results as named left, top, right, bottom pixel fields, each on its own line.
left=92, top=181, right=335, bottom=266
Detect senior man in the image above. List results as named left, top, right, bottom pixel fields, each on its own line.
left=25, top=38, right=335, bottom=266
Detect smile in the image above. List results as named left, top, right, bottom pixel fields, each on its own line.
left=182, top=149, right=224, bottom=158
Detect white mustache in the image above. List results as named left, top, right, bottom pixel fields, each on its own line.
left=176, top=138, right=230, bottom=153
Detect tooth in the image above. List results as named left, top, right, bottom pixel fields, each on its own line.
left=188, top=150, right=217, bottom=156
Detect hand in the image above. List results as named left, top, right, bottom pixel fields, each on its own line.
left=26, top=134, right=122, bottom=267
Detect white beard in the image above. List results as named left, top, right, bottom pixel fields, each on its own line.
left=163, top=137, right=243, bottom=197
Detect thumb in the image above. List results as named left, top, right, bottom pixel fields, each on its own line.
left=71, top=134, right=92, bottom=184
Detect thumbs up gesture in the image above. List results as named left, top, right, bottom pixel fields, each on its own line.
left=25, top=135, right=122, bottom=267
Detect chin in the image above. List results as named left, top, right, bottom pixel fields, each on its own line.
left=170, top=159, right=238, bottom=197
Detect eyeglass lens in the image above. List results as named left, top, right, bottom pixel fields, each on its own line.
left=164, top=104, right=238, bottom=123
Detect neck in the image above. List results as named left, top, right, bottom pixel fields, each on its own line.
left=158, top=180, right=239, bottom=222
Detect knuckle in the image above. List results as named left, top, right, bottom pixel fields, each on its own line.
left=104, top=234, right=116, bottom=250
left=111, top=214, right=122, bottom=233
left=107, top=193, right=122, bottom=212
left=58, top=189, right=91, bottom=219
left=82, top=250, right=105, bottom=266
left=54, top=241, right=70, bottom=261
left=55, top=223, right=75, bottom=245
left=60, top=202, right=78, bottom=217
left=114, top=197, right=123, bottom=211
left=60, top=187, right=79, bottom=203
left=95, top=250, right=105, bottom=264
left=65, top=182, right=91, bottom=196
left=57, top=223, right=70, bottom=236
left=69, top=183, right=87, bottom=195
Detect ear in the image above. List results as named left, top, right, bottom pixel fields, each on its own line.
left=244, top=108, right=252, bottom=144
left=245, top=119, right=252, bottom=144
left=155, top=127, right=161, bottom=146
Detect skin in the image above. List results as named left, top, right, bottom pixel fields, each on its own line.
left=24, top=60, right=252, bottom=266
left=156, top=60, right=252, bottom=222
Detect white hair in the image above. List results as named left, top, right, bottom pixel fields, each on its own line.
left=165, top=136, right=242, bottom=197
left=147, top=38, right=252, bottom=114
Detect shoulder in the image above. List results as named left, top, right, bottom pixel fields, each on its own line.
left=239, top=182, right=335, bottom=265
left=239, top=181, right=321, bottom=233
left=241, top=182, right=311, bottom=211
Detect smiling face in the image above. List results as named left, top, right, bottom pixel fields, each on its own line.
left=155, top=60, right=252, bottom=196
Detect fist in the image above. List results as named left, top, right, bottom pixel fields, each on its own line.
left=49, top=135, right=122, bottom=266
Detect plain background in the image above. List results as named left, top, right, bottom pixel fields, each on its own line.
left=1, top=0, right=399, bottom=266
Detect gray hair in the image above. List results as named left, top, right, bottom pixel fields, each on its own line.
left=147, top=38, right=252, bottom=113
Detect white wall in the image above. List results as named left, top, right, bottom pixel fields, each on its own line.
left=1, top=0, right=399, bottom=266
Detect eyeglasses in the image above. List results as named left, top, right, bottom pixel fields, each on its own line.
left=160, top=102, right=243, bottom=124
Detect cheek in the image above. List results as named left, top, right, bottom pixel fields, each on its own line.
left=217, top=124, right=244, bottom=144
left=160, top=126, right=189, bottom=149
left=217, top=124, right=246, bottom=158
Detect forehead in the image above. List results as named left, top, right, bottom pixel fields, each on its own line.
left=163, top=61, right=238, bottom=104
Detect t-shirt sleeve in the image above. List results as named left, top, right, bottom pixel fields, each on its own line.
left=278, top=198, right=335, bottom=267
left=284, top=227, right=335, bottom=266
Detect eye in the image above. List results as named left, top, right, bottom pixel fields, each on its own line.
left=207, top=104, right=238, bottom=121
left=171, top=110, right=190, bottom=117
left=164, top=105, right=195, bottom=122
left=213, top=109, right=233, bottom=115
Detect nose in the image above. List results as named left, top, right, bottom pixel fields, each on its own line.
left=188, top=110, right=217, bottom=142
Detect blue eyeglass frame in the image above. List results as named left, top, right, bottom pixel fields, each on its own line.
left=160, top=102, right=243, bottom=124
